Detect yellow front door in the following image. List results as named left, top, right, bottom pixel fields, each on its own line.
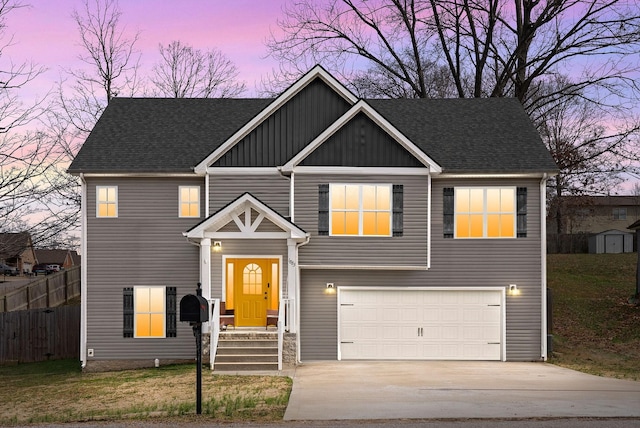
left=226, top=258, right=279, bottom=327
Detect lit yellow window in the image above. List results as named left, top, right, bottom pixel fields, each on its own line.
left=330, top=184, right=391, bottom=236
left=179, top=186, right=200, bottom=218
left=455, top=187, right=515, bottom=238
left=96, top=186, right=117, bottom=217
left=135, top=287, right=165, bottom=338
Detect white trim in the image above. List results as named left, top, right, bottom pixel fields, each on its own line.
left=453, top=186, right=517, bottom=239
left=195, top=65, right=358, bottom=173
left=221, top=254, right=283, bottom=309
left=288, top=166, right=431, bottom=176
left=329, top=183, right=393, bottom=237
left=427, top=174, right=432, bottom=270
left=79, top=174, right=87, bottom=367
left=78, top=172, right=200, bottom=178
left=205, top=174, right=210, bottom=218
left=184, top=193, right=308, bottom=241
left=178, top=185, right=201, bottom=218
left=96, top=185, right=118, bottom=218
left=281, top=100, right=441, bottom=173
left=206, top=167, right=282, bottom=175
left=336, top=286, right=506, bottom=362
left=132, top=286, right=167, bottom=339
left=540, top=174, right=549, bottom=361
left=299, top=264, right=428, bottom=270
left=438, top=172, right=556, bottom=179
left=290, top=172, right=295, bottom=222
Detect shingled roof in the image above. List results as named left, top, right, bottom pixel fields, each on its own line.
left=68, top=96, right=557, bottom=174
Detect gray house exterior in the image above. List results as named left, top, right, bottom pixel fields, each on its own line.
left=69, top=66, right=558, bottom=370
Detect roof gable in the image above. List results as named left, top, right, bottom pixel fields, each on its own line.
left=184, top=193, right=308, bottom=241
left=194, top=65, right=358, bottom=173
left=282, top=100, right=441, bottom=172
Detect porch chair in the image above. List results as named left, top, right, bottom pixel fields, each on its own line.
left=266, top=309, right=279, bottom=330
left=219, top=301, right=235, bottom=330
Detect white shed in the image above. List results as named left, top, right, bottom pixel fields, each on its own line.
left=588, top=229, right=634, bottom=254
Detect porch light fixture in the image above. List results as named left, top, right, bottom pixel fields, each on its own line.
left=508, top=284, right=520, bottom=296
left=212, top=241, right=222, bottom=252
left=324, top=282, right=336, bottom=295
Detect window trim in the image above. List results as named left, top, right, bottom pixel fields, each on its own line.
left=133, top=286, right=166, bottom=338
left=178, top=185, right=201, bottom=218
left=96, top=185, right=118, bottom=218
left=454, top=186, right=517, bottom=239
left=329, top=183, right=393, bottom=237
left=613, top=207, right=627, bottom=220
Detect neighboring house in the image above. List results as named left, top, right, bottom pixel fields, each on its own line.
left=549, top=196, right=640, bottom=236
left=0, top=232, right=37, bottom=274
left=68, top=66, right=558, bottom=371
left=34, top=249, right=77, bottom=270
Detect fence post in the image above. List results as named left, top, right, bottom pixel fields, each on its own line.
left=26, top=286, right=31, bottom=310
left=46, top=281, right=51, bottom=307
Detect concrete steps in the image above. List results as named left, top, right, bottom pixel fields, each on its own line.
left=214, top=331, right=278, bottom=371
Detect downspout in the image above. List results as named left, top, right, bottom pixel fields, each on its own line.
left=79, top=173, right=88, bottom=369
left=540, top=173, right=549, bottom=361
left=205, top=172, right=210, bottom=218
left=427, top=173, right=432, bottom=269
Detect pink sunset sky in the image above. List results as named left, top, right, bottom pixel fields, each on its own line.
left=6, top=0, right=289, bottom=97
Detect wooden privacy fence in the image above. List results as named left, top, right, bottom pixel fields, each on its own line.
left=0, top=305, right=80, bottom=363
left=0, top=266, right=80, bottom=313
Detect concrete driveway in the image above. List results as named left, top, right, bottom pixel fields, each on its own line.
left=283, top=361, right=640, bottom=420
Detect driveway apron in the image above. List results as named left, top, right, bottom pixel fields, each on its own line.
left=283, top=361, right=640, bottom=420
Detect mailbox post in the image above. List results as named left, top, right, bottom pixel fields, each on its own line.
left=179, top=283, right=209, bottom=415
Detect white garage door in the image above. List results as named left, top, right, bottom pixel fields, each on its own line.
left=339, top=288, right=504, bottom=361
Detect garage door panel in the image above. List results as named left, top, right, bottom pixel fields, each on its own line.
left=339, top=289, right=503, bottom=361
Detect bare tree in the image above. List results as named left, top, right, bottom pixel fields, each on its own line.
left=267, top=0, right=640, bottom=107
left=150, top=41, right=245, bottom=98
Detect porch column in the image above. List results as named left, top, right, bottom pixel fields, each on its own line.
left=200, top=238, right=212, bottom=300
left=287, top=239, right=298, bottom=333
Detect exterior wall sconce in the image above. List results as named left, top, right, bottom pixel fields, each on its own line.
left=324, top=282, right=336, bottom=295
left=213, top=241, right=222, bottom=252
left=508, top=284, right=520, bottom=296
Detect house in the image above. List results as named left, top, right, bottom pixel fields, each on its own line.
left=68, top=66, right=558, bottom=371
left=34, top=248, right=78, bottom=270
left=0, top=232, right=37, bottom=274
left=549, top=195, right=640, bottom=236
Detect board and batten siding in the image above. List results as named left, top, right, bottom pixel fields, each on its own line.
left=295, top=173, right=429, bottom=267
left=209, top=173, right=291, bottom=217
left=85, top=177, right=204, bottom=360
left=299, top=177, right=545, bottom=362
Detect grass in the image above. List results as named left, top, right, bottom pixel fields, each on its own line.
left=548, top=253, right=640, bottom=380
left=0, top=360, right=292, bottom=425
left=1, top=253, right=638, bottom=425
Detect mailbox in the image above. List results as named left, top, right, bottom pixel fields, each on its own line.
left=180, top=294, right=209, bottom=323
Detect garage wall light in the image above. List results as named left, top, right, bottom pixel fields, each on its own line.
left=508, top=284, right=520, bottom=296
left=324, top=283, right=336, bottom=295
left=212, top=241, right=222, bottom=252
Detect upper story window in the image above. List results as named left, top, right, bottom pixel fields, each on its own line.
left=330, top=184, right=392, bottom=236
left=179, top=186, right=200, bottom=218
left=613, top=208, right=627, bottom=220
left=444, top=187, right=527, bottom=239
left=96, top=186, right=118, bottom=218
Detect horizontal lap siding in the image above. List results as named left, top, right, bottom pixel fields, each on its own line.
left=295, top=174, right=428, bottom=266
left=86, top=177, right=203, bottom=360
left=299, top=178, right=544, bottom=361
left=209, top=174, right=290, bottom=217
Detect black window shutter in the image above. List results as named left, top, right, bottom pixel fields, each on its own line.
left=517, top=187, right=527, bottom=238
left=443, top=188, right=454, bottom=238
left=123, top=287, right=134, bottom=338
left=166, top=287, right=177, bottom=337
left=318, top=184, right=329, bottom=236
left=392, top=185, right=403, bottom=237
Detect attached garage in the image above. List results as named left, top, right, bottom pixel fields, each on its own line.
left=338, top=287, right=505, bottom=361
